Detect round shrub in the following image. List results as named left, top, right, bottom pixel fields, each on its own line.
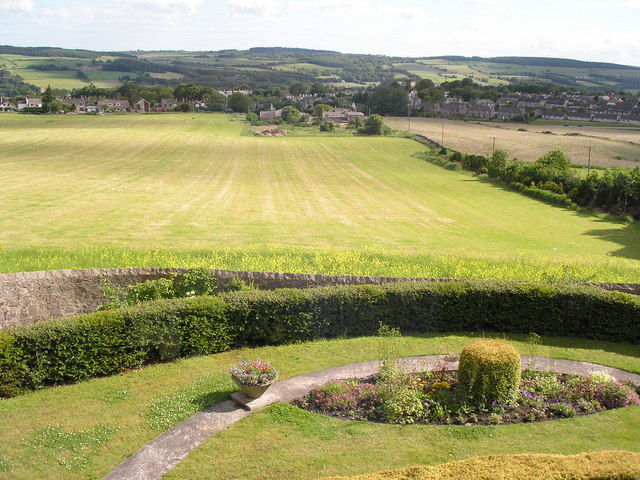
left=457, top=339, right=521, bottom=408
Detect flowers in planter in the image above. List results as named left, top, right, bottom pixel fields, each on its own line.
left=230, top=358, right=278, bottom=386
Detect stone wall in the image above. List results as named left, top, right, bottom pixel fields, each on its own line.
left=1, top=268, right=639, bottom=330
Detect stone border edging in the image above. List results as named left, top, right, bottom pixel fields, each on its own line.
left=102, top=356, right=640, bottom=480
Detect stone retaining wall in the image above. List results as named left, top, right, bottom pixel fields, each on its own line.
left=1, top=268, right=639, bottom=330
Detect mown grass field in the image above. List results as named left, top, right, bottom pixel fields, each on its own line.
left=0, top=334, right=638, bottom=479
left=0, top=54, right=125, bottom=89
left=386, top=117, right=640, bottom=168
left=394, top=58, right=640, bottom=90
left=394, top=60, right=508, bottom=86
left=1, top=112, right=640, bottom=280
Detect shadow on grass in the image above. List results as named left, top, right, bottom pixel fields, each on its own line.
left=461, top=175, right=640, bottom=259
left=583, top=221, right=640, bottom=260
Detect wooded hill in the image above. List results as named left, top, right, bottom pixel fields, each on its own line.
left=1, top=45, right=640, bottom=95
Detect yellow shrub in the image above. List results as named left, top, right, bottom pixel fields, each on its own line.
left=457, top=339, right=522, bottom=407
left=320, top=451, right=640, bottom=480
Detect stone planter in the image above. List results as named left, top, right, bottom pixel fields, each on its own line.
left=233, top=378, right=276, bottom=399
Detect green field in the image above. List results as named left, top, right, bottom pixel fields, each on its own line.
left=3, top=47, right=639, bottom=92
left=0, top=54, right=127, bottom=89
left=396, top=58, right=640, bottom=90
left=394, top=60, right=508, bottom=86
left=1, top=112, right=639, bottom=281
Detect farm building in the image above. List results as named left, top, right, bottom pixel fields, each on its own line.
left=321, top=107, right=365, bottom=123
left=0, top=97, right=17, bottom=110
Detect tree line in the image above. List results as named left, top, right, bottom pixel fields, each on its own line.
left=448, top=148, right=640, bottom=219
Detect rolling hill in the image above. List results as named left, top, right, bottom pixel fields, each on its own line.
left=2, top=45, right=640, bottom=94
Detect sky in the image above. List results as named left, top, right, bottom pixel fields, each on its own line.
left=1, top=0, right=639, bottom=67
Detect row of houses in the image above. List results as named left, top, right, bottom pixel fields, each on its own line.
left=409, top=92, right=640, bottom=124
left=258, top=103, right=365, bottom=123
left=0, top=96, right=215, bottom=113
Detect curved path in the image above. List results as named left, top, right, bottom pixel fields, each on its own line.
left=102, top=355, right=640, bottom=480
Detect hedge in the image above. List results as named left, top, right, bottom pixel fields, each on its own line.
left=320, top=451, right=640, bottom=480
left=1, top=281, right=639, bottom=396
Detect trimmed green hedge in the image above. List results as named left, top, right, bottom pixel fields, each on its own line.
left=1, top=281, right=639, bottom=396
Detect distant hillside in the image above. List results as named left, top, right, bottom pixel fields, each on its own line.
left=0, top=45, right=128, bottom=59
left=1, top=45, right=639, bottom=94
left=398, top=56, right=640, bottom=90
left=430, top=55, right=640, bottom=71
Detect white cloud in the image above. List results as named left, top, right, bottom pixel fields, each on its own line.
left=0, top=0, right=35, bottom=13
left=109, top=0, right=204, bottom=14
left=23, top=0, right=205, bottom=27
left=616, top=0, right=640, bottom=6
left=457, top=0, right=506, bottom=4
left=227, top=0, right=282, bottom=17
left=575, top=2, right=610, bottom=8
left=225, top=0, right=430, bottom=27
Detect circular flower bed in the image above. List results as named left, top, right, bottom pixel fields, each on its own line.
left=293, top=366, right=640, bottom=426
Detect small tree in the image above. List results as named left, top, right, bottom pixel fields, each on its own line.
left=41, top=84, right=55, bottom=113
left=534, top=150, right=572, bottom=183
left=347, top=117, right=364, bottom=129
left=281, top=105, right=301, bottom=124
left=289, top=82, right=309, bottom=95
left=360, top=114, right=387, bottom=135
left=245, top=112, right=259, bottom=125
left=228, top=92, right=252, bottom=113
left=313, top=103, right=332, bottom=117
left=487, top=148, right=508, bottom=178
left=319, top=121, right=335, bottom=132
left=49, top=100, right=64, bottom=113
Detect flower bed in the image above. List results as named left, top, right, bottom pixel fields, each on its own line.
left=293, top=367, right=640, bottom=426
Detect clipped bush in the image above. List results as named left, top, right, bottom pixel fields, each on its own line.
left=0, top=332, right=30, bottom=397
left=457, top=339, right=521, bottom=408
left=2, top=296, right=231, bottom=393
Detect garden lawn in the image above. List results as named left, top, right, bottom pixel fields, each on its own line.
left=0, top=334, right=638, bottom=479
left=1, top=113, right=640, bottom=281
